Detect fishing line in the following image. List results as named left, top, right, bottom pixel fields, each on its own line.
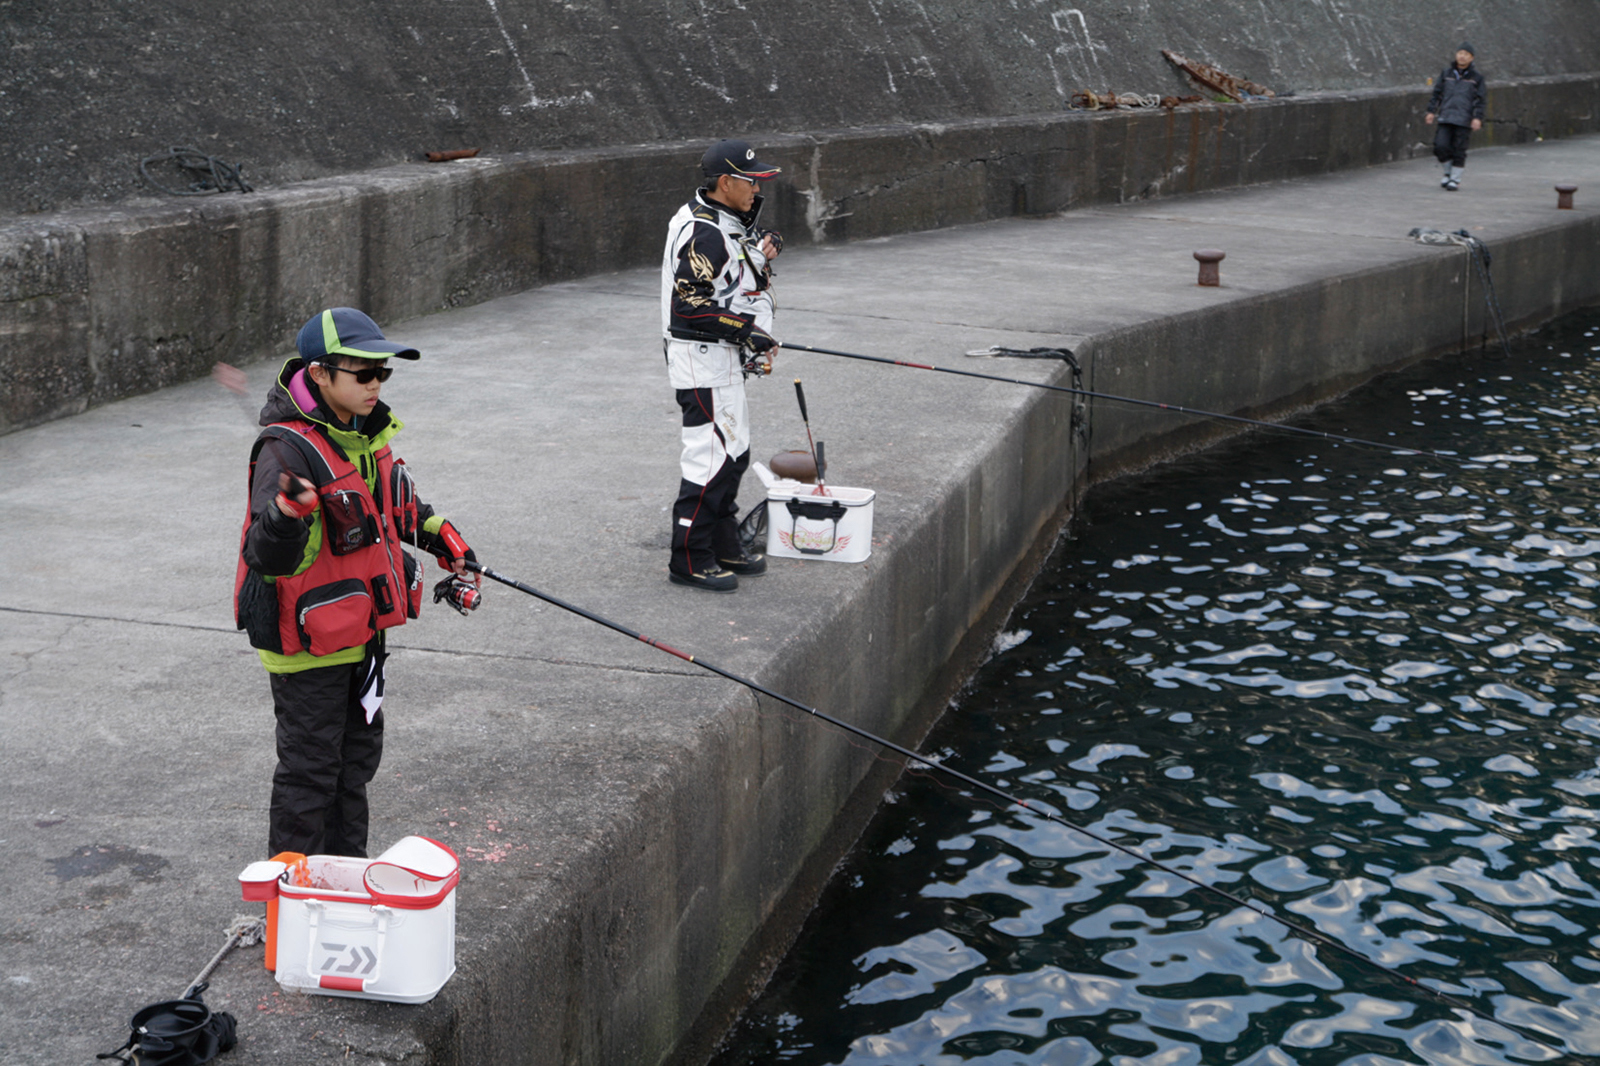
left=467, top=560, right=1588, bottom=1063
left=780, top=342, right=1472, bottom=466
left=750, top=684, right=1013, bottom=819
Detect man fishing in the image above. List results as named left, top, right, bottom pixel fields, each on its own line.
left=660, top=138, right=784, bottom=592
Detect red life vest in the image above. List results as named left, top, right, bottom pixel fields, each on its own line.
left=234, top=422, right=422, bottom=658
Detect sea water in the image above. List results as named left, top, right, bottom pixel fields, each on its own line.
left=712, top=306, right=1600, bottom=1065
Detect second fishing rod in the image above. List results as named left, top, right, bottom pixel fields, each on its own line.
left=468, top=559, right=1584, bottom=1065
left=779, top=341, right=1471, bottom=465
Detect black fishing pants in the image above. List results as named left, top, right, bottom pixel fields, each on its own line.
left=268, top=659, right=383, bottom=857
left=1433, top=122, right=1472, bottom=167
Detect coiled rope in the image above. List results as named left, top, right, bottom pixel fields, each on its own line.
left=1409, top=227, right=1513, bottom=358
left=139, top=146, right=253, bottom=196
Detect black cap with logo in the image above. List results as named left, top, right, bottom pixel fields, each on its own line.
left=701, top=139, right=781, bottom=180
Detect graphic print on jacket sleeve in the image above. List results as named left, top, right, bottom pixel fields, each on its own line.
left=670, top=223, right=753, bottom=343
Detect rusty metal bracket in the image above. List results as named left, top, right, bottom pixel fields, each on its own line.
left=1161, top=50, right=1275, bottom=102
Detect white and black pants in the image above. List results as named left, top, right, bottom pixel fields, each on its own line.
left=267, top=650, right=384, bottom=857
left=672, top=385, right=750, bottom=575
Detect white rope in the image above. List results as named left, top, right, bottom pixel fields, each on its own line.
left=1408, top=226, right=1472, bottom=247
left=180, top=915, right=267, bottom=998
left=1408, top=228, right=1512, bottom=358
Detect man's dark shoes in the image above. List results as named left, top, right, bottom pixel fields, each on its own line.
left=669, top=565, right=739, bottom=592
left=718, top=546, right=767, bottom=576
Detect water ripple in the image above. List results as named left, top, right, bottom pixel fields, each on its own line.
left=713, top=311, right=1600, bottom=1066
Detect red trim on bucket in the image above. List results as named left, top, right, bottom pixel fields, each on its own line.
left=416, top=836, right=458, bottom=865
left=361, top=835, right=460, bottom=909
left=320, top=975, right=365, bottom=992
left=364, top=865, right=459, bottom=909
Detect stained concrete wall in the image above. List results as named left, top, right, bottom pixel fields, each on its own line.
left=420, top=175, right=1600, bottom=1066
left=5, top=72, right=1598, bottom=437
left=5, top=0, right=1600, bottom=215
left=506, top=389, right=1087, bottom=1066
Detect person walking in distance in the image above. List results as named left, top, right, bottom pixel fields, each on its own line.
left=661, top=139, right=784, bottom=592
left=1426, top=43, right=1486, bottom=191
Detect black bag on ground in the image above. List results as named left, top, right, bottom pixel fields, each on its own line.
left=98, top=984, right=237, bottom=1065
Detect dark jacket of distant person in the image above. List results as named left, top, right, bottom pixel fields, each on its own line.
left=1429, top=62, right=1485, bottom=126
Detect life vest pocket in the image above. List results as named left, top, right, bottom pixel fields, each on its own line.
left=401, top=552, right=423, bottom=619
left=390, top=460, right=418, bottom=540
left=322, top=489, right=381, bottom=557
left=295, top=579, right=375, bottom=657
left=237, top=569, right=283, bottom=654
left=371, top=573, right=396, bottom=616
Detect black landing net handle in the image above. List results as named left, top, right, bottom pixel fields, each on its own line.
left=792, top=379, right=827, bottom=491
left=467, top=559, right=1587, bottom=1064
left=779, top=342, right=1469, bottom=466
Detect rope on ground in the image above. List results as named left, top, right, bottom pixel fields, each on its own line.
left=139, top=146, right=253, bottom=196
left=180, top=915, right=267, bottom=999
left=1408, top=227, right=1512, bottom=358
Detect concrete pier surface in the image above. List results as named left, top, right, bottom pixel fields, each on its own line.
left=3, top=136, right=1599, bottom=1065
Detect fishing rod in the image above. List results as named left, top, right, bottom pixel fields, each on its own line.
left=792, top=379, right=828, bottom=495
left=467, top=559, right=1586, bottom=1064
left=779, top=342, right=1468, bottom=465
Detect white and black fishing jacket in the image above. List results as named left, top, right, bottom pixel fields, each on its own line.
left=660, top=190, right=777, bottom=390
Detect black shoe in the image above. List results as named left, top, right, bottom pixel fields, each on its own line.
left=669, top=566, right=739, bottom=592
left=718, top=546, right=767, bottom=575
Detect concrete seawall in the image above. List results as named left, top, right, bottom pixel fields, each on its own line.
left=4, top=74, right=1598, bottom=437
left=2, top=138, right=1598, bottom=1065
left=9, top=0, right=1600, bottom=216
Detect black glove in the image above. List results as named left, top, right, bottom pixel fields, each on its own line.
left=430, top=519, right=476, bottom=571
left=745, top=326, right=778, bottom=353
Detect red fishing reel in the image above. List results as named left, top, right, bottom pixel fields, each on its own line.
left=433, top=573, right=481, bottom=615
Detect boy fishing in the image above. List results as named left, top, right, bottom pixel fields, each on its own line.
left=234, top=308, right=480, bottom=857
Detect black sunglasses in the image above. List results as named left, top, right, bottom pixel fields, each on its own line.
left=323, top=363, right=393, bottom=384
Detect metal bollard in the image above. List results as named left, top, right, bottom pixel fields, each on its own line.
left=1193, top=249, right=1225, bottom=287
left=1556, top=184, right=1578, bottom=210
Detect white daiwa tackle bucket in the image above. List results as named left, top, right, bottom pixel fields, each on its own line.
left=765, top=479, right=875, bottom=563
left=253, top=835, right=459, bottom=1004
